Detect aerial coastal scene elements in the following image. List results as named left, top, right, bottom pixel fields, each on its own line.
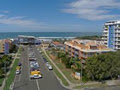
left=0, top=0, right=120, bottom=90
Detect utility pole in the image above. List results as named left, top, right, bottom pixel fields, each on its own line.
left=81, top=59, right=83, bottom=85
left=4, top=61, right=7, bottom=90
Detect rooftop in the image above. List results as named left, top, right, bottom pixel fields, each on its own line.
left=65, top=39, right=114, bottom=52
left=18, top=35, right=35, bottom=38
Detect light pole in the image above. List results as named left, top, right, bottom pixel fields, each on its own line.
left=80, top=59, right=83, bottom=85
left=4, top=61, right=7, bottom=90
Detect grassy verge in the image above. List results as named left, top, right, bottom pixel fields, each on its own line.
left=73, top=83, right=107, bottom=89
left=41, top=49, right=69, bottom=86
left=3, top=58, right=19, bottom=90
left=0, top=77, right=4, bottom=86
left=18, top=46, right=22, bottom=54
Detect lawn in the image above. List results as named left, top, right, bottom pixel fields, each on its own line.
left=73, top=83, right=107, bottom=89
left=42, top=50, right=69, bottom=86
left=0, top=77, right=4, bottom=86
left=4, top=58, right=19, bottom=90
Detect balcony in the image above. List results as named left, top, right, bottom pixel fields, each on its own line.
left=115, top=39, right=120, bottom=41
left=115, top=30, right=120, bottom=33
left=115, top=34, right=120, bottom=37
left=74, top=51, right=79, bottom=55
left=115, top=42, right=120, bottom=45
left=81, top=54, right=87, bottom=58
left=103, top=30, right=108, bottom=32
left=103, top=34, right=108, bottom=36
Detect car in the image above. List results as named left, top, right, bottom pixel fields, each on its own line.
left=18, top=63, right=22, bottom=66
left=46, top=62, right=49, bottom=67
left=39, top=51, right=42, bottom=53
left=43, top=58, right=48, bottom=62
left=48, top=65, right=53, bottom=70
left=30, top=74, right=42, bottom=79
left=16, top=70, right=21, bottom=75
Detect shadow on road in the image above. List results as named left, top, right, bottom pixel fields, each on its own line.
left=13, top=82, right=28, bottom=90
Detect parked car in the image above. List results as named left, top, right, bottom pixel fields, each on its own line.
left=46, top=62, right=49, bottom=67
left=18, top=63, right=22, bottom=66
left=16, top=70, right=21, bottom=75
left=48, top=65, right=52, bottom=70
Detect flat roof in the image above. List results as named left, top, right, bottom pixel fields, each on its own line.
left=18, top=35, right=35, bottom=38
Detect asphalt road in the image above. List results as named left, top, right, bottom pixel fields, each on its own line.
left=13, top=46, right=69, bottom=90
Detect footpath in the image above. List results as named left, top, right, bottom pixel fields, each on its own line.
left=0, top=48, right=21, bottom=90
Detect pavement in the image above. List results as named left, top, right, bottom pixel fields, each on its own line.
left=13, top=46, right=69, bottom=90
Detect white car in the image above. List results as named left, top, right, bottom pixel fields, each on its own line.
left=46, top=62, right=49, bottom=67
left=16, top=70, right=21, bottom=75
left=48, top=65, right=53, bottom=70
left=39, top=51, right=42, bottom=53
left=30, top=74, right=42, bottom=79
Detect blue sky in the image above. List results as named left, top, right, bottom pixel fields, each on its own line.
left=0, top=0, right=120, bottom=32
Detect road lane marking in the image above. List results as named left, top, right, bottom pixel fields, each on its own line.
left=36, top=80, right=40, bottom=90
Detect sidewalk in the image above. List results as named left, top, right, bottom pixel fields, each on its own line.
left=0, top=48, right=21, bottom=90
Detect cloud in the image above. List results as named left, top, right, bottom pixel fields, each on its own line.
left=0, top=14, right=46, bottom=29
left=63, top=0, right=120, bottom=20
left=0, top=11, right=9, bottom=13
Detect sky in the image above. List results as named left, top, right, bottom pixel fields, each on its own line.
left=0, top=0, right=120, bottom=32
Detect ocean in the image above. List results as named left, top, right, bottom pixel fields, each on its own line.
left=0, top=32, right=102, bottom=39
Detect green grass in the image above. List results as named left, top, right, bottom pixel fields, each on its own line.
left=73, top=83, right=107, bottom=89
left=4, top=58, right=19, bottom=90
left=42, top=50, right=69, bottom=86
left=18, top=47, right=22, bottom=54
left=0, top=77, right=4, bottom=86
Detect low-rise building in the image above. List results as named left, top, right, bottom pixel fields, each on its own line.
left=18, top=35, right=35, bottom=45
left=52, top=41, right=64, bottom=50
left=65, top=39, right=114, bottom=63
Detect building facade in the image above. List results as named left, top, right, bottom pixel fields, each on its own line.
left=64, top=39, right=114, bottom=63
left=0, top=39, right=12, bottom=54
left=18, top=35, right=35, bottom=45
left=102, top=21, right=120, bottom=50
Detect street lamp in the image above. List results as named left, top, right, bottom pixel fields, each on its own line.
left=80, top=59, right=83, bottom=85
left=4, top=61, right=7, bottom=90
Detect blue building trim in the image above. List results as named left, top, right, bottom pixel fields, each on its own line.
left=108, top=25, right=114, bottom=49
left=4, top=42, right=9, bottom=55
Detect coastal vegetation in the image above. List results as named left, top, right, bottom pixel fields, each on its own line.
left=76, top=35, right=102, bottom=40
left=9, top=44, right=18, bottom=53
left=86, top=51, right=120, bottom=81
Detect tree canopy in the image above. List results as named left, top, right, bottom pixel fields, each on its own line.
left=85, top=51, right=120, bottom=81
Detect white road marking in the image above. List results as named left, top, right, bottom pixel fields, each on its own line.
left=36, top=80, right=40, bottom=90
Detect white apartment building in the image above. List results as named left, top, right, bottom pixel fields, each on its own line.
left=102, top=21, right=120, bottom=50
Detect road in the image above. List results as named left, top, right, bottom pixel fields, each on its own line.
left=13, top=46, right=69, bottom=90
